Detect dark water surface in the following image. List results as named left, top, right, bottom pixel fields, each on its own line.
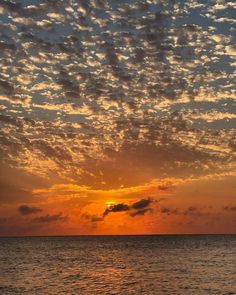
left=0, top=235, right=235, bottom=294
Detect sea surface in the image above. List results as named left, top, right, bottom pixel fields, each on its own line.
left=0, top=235, right=235, bottom=295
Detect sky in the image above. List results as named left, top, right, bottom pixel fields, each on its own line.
left=0, top=0, right=235, bottom=236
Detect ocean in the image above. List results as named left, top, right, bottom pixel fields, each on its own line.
left=0, top=235, right=235, bottom=294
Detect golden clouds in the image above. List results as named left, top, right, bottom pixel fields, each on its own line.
left=33, top=178, right=181, bottom=201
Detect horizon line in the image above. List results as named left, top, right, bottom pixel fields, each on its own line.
left=0, top=233, right=236, bottom=238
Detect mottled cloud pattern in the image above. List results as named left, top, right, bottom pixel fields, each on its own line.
left=0, top=0, right=235, bottom=186
left=0, top=0, right=235, bottom=235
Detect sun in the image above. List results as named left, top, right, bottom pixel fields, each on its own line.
left=105, top=201, right=116, bottom=209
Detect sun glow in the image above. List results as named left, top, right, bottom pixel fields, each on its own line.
left=106, top=201, right=116, bottom=209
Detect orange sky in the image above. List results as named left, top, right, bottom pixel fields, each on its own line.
left=0, top=165, right=235, bottom=235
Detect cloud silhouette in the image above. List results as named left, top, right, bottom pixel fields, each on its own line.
left=132, top=198, right=152, bottom=210
left=103, top=203, right=130, bottom=217
left=102, top=198, right=153, bottom=218
left=18, top=205, right=42, bottom=215
left=130, top=208, right=152, bottom=217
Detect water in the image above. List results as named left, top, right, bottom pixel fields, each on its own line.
left=0, top=235, right=235, bottom=295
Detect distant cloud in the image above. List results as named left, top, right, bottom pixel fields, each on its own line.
left=183, top=206, right=203, bottom=216
left=158, top=184, right=175, bottom=191
left=159, top=205, right=207, bottom=217
left=129, top=208, right=152, bottom=217
left=18, top=205, right=42, bottom=215
left=32, top=213, right=67, bottom=223
left=160, top=207, right=179, bottom=215
left=90, top=215, right=104, bottom=222
left=223, top=205, right=236, bottom=212
left=82, top=213, right=104, bottom=222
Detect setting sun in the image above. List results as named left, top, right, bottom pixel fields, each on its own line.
left=105, top=201, right=116, bottom=209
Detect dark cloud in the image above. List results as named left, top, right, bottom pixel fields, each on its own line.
left=103, top=203, right=130, bottom=217
left=32, top=213, right=67, bottom=223
left=160, top=207, right=179, bottom=215
left=18, top=205, right=42, bottom=215
left=83, top=198, right=154, bottom=222
left=82, top=213, right=104, bottom=222
left=90, top=215, right=104, bottom=222
left=132, top=198, right=152, bottom=210
left=102, top=198, right=153, bottom=218
left=130, top=208, right=152, bottom=217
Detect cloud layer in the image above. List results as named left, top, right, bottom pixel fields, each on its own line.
left=0, top=0, right=235, bottom=187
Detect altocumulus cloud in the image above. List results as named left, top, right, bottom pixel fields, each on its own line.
left=0, top=0, right=235, bottom=187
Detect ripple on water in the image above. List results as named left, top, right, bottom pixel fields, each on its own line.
left=0, top=235, right=235, bottom=295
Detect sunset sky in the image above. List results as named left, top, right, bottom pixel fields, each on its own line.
left=0, top=0, right=235, bottom=236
